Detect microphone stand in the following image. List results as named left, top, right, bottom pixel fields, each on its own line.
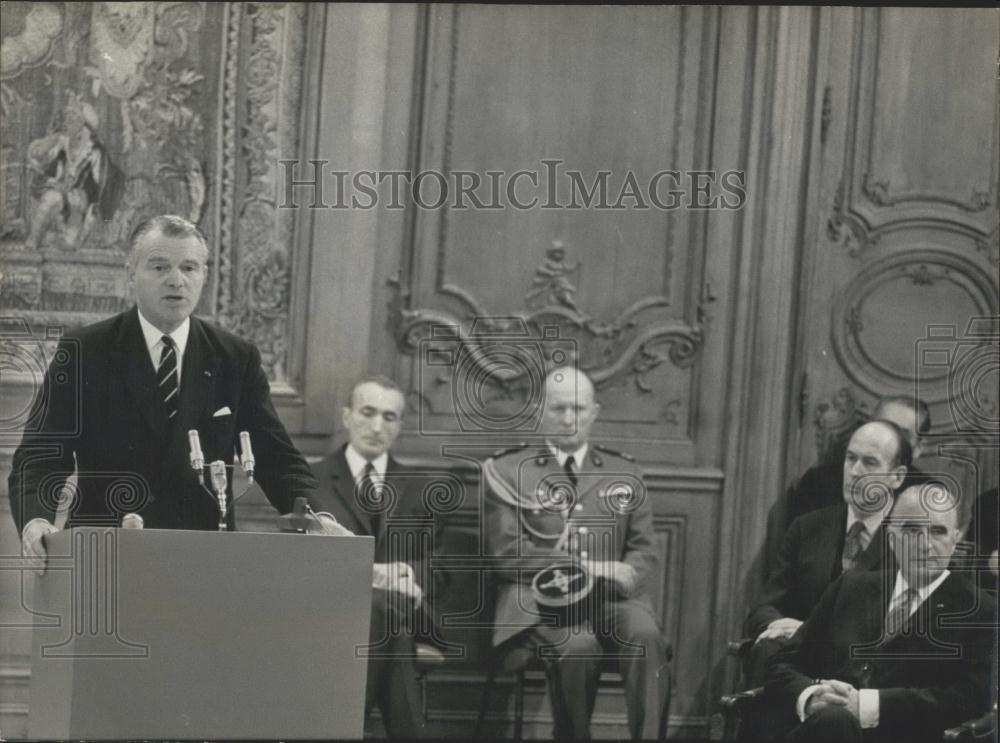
left=187, top=430, right=257, bottom=532
left=209, top=461, right=228, bottom=532
left=189, top=464, right=256, bottom=532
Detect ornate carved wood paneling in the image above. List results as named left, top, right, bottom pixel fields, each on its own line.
left=812, top=387, right=870, bottom=464
left=0, top=2, right=308, bottom=389
left=831, top=249, right=998, bottom=401
left=792, top=6, right=999, bottom=497
left=825, top=8, right=998, bottom=260
left=387, top=5, right=720, bottom=464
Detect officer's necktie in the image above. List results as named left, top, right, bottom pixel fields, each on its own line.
left=885, top=587, right=919, bottom=637
left=842, top=520, right=868, bottom=570
left=157, top=335, right=179, bottom=421
left=564, top=455, right=578, bottom=489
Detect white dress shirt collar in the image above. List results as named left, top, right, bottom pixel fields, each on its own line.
left=345, top=444, right=388, bottom=482
left=846, top=505, right=889, bottom=539
left=548, top=441, right=588, bottom=468
left=891, top=568, right=951, bottom=614
left=137, top=309, right=191, bottom=376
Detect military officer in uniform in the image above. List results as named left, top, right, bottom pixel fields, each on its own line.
left=483, top=367, right=669, bottom=740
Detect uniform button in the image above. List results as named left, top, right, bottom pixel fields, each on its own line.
left=574, top=503, right=584, bottom=511
left=532, top=509, right=540, bottom=515
left=580, top=550, right=588, bottom=558
left=578, top=526, right=588, bottom=535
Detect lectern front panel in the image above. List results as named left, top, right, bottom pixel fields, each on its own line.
left=28, top=528, right=374, bottom=739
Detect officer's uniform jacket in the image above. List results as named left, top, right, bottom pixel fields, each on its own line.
left=483, top=444, right=658, bottom=646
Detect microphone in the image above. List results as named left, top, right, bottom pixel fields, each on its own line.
left=121, top=513, right=144, bottom=529
left=209, top=460, right=228, bottom=530
left=188, top=430, right=205, bottom=472
left=239, top=431, right=255, bottom=483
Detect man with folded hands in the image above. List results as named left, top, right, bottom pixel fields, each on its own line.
left=765, top=482, right=996, bottom=743
left=742, top=420, right=912, bottom=686
left=483, top=367, right=669, bottom=740
left=309, top=375, right=437, bottom=738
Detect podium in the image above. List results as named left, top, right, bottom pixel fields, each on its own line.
left=28, top=527, right=374, bottom=739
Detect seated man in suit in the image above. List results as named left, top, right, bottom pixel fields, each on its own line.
left=10, top=214, right=348, bottom=570
left=785, top=395, right=930, bottom=526
left=309, top=375, right=432, bottom=738
left=765, top=482, right=996, bottom=743
left=742, top=420, right=913, bottom=686
left=483, top=366, right=669, bottom=740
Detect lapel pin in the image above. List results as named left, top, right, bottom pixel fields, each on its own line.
left=204, top=370, right=212, bottom=377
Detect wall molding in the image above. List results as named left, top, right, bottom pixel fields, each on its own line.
left=825, top=8, right=998, bottom=257
left=830, top=248, right=999, bottom=400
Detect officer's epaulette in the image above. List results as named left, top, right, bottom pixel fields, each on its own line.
left=490, top=442, right=530, bottom=459
left=593, top=444, right=636, bottom=463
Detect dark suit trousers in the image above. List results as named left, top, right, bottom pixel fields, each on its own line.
left=744, top=637, right=792, bottom=688
left=785, top=706, right=862, bottom=743
left=784, top=706, right=918, bottom=743
left=366, top=589, right=424, bottom=738
left=522, top=597, right=669, bottom=740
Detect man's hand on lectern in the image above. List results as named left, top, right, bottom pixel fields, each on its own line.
left=373, top=561, right=423, bottom=607
left=22, top=518, right=59, bottom=575
left=307, top=511, right=355, bottom=537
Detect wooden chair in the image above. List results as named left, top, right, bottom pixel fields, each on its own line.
left=474, top=640, right=673, bottom=739
left=414, top=641, right=446, bottom=722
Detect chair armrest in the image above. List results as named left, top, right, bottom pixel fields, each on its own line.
left=942, top=703, right=997, bottom=741
left=720, top=686, right=765, bottom=711
left=726, top=637, right=755, bottom=658
left=414, top=642, right=446, bottom=672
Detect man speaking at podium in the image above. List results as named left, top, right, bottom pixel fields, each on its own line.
left=9, top=214, right=340, bottom=569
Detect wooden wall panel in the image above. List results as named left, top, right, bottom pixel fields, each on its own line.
left=789, top=8, right=999, bottom=516
left=866, top=10, right=997, bottom=225
left=387, top=5, right=724, bottom=469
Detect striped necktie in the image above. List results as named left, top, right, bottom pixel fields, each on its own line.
left=157, top=335, right=179, bottom=421
left=842, top=520, right=868, bottom=570
left=885, top=587, right=919, bottom=637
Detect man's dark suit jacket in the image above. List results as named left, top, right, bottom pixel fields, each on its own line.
left=8, top=307, right=315, bottom=532
left=308, top=445, right=435, bottom=584
left=307, top=445, right=441, bottom=737
left=765, top=569, right=996, bottom=743
left=745, top=503, right=891, bottom=639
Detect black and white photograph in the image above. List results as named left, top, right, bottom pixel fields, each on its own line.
left=0, top=3, right=997, bottom=741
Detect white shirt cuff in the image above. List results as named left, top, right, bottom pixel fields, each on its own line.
left=796, top=684, right=822, bottom=722
left=859, top=688, right=879, bottom=728
left=23, top=517, right=54, bottom=533
left=311, top=511, right=353, bottom=536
